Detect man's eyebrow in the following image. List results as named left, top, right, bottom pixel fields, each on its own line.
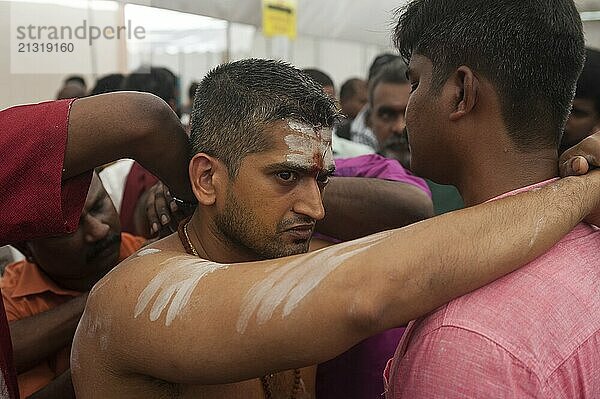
left=405, top=67, right=413, bottom=80
left=264, top=162, right=335, bottom=175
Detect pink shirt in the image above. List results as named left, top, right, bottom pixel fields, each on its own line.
left=385, top=180, right=600, bottom=398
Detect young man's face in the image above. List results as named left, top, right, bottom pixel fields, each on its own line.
left=404, top=54, right=449, bottom=182
left=26, top=174, right=121, bottom=292
left=214, top=120, right=334, bottom=260
left=562, top=98, right=600, bottom=152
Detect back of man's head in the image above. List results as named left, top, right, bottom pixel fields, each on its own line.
left=56, top=82, right=87, bottom=100
left=121, top=67, right=177, bottom=105
left=65, top=75, right=86, bottom=90
left=368, top=60, right=409, bottom=105
left=90, top=74, right=125, bottom=96
left=191, top=59, right=339, bottom=177
left=368, top=53, right=402, bottom=82
left=302, top=68, right=336, bottom=99
left=340, top=78, right=368, bottom=119
left=394, top=0, right=585, bottom=151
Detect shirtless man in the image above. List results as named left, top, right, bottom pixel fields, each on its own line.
left=72, top=59, right=600, bottom=398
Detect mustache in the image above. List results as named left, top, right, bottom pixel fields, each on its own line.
left=278, top=216, right=316, bottom=231
left=86, top=232, right=121, bottom=261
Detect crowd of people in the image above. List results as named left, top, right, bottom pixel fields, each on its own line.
left=3, top=0, right=600, bottom=398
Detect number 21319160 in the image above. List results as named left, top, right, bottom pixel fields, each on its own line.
left=18, top=42, right=74, bottom=53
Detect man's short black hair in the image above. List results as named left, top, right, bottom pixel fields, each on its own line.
left=191, top=59, right=340, bottom=178
left=90, top=74, right=124, bottom=96
left=121, top=67, right=177, bottom=104
left=368, top=53, right=402, bottom=82
left=302, top=68, right=335, bottom=90
left=368, top=60, right=409, bottom=104
left=394, top=0, right=585, bottom=151
left=340, top=78, right=364, bottom=102
left=575, top=48, right=600, bottom=114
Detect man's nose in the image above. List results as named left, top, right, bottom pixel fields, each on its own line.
left=83, top=214, right=110, bottom=243
left=292, top=179, right=326, bottom=221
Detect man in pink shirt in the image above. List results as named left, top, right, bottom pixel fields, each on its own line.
left=385, top=0, right=600, bottom=397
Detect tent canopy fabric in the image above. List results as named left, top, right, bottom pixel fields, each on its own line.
left=120, top=0, right=407, bottom=47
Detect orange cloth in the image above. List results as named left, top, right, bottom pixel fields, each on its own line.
left=0, top=233, right=144, bottom=398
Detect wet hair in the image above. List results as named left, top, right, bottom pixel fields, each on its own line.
left=121, top=66, right=176, bottom=104
left=394, top=0, right=585, bottom=151
left=368, top=60, right=409, bottom=104
left=340, top=78, right=365, bottom=102
left=302, top=68, right=335, bottom=90
left=575, top=48, right=600, bottom=114
left=191, top=59, right=340, bottom=178
left=90, top=74, right=124, bottom=96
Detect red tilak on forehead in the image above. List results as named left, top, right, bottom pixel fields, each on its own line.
left=312, top=151, right=324, bottom=173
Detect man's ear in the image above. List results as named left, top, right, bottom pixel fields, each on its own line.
left=189, top=153, right=222, bottom=206
left=449, top=66, right=479, bottom=121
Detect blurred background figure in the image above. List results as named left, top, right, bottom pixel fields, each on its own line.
left=56, top=82, right=86, bottom=100
left=340, top=77, right=367, bottom=120
left=180, top=81, right=200, bottom=132
left=303, top=67, right=374, bottom=158
left=63, top=75, right=86, bottom=92
left=89, top=74, right=124, bottom=96
left=562, top=47, right=600, bottom=153
left=336, top=53, right=401, bottom=146
left=303, top=68, right=336, bottom=99
left=366, top=59, right=411, bottom=168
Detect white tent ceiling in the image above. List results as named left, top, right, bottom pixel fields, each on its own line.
left=119, top=0, right=409, bottom=47
left=117, top=0, right=600, bottom=48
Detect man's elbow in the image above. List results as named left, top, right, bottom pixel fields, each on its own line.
left=125, top=92, right=181, bottom=144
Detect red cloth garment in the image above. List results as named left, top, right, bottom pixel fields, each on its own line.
left=0, top=99, right=91, bottom=244
left=0, top=98, right=92, bottom=399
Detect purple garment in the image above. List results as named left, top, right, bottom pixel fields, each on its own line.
left=334, top=154, right=431, bottom=197
left=316, top=154, right=429, bottom=399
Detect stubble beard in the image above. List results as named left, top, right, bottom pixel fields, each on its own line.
left=214, top=190, right=310, bottom=261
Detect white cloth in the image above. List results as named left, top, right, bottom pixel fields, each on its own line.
left=98, top=159, right=135, bottom=214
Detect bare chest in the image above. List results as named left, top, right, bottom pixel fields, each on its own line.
left=179, top=367, right=315, bottom=399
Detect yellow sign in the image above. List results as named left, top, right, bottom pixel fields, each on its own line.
left=262, top=0, right=297, bottom=39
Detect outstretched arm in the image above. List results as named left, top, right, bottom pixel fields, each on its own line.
left=75, top=172, right=600, bottom=390
left=64, top=92, right=195, bottom=202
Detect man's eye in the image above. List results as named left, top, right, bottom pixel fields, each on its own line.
left=410, top=82, right=419, bottom=93
left=317, top=174, right=330, bottom=185
left=277, top=171, right=297, bottom=182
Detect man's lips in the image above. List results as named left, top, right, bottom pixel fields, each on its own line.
left=282, top=224, right=315, bottom=240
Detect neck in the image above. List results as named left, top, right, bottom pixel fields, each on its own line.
left=184, top=212, right=259, bottom=264
left=454, top=145, right=559, bottom=206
